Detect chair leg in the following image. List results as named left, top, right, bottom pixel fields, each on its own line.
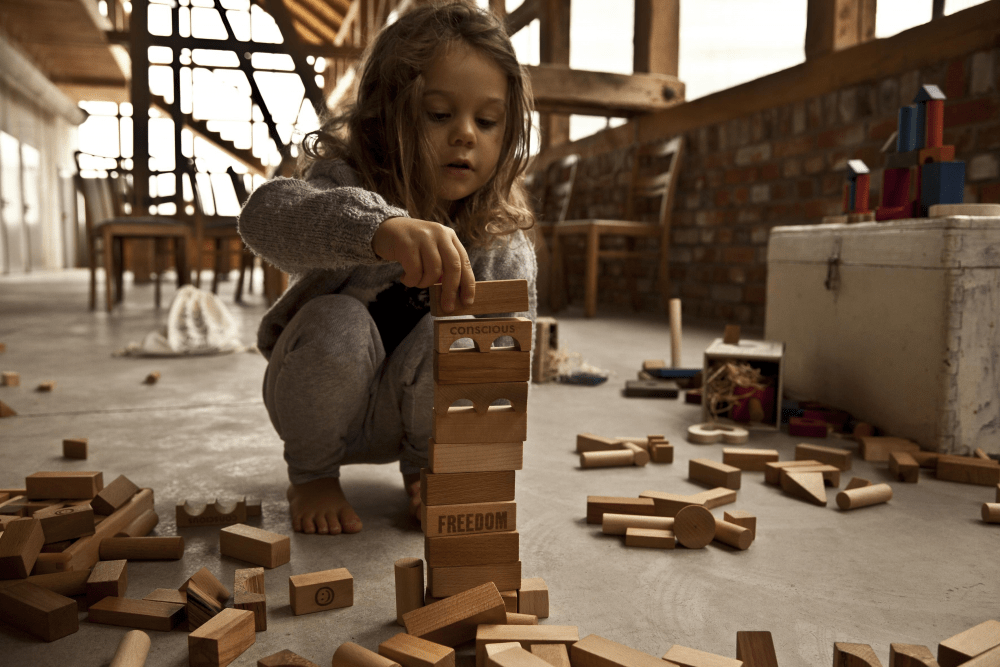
left=88, top=235, right=98, bottom=311
left=211, top=239, right=223, bottom=294
left=584, top=226, right=600, bottom=318
left=114, top=238, right=126, bottom=304
left=626, top=237, right=641, bottom=311
left=102, top=229, right=115, bottom=312
left=234, top=248, right=251, bottom=303
left=175, top=236, right=189, bottom=289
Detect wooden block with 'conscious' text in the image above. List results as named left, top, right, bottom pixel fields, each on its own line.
left=434, top=318, right=532, bottom=354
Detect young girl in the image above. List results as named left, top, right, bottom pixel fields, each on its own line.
left=238, top=1, right=538, bottom=535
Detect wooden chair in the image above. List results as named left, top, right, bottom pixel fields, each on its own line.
left=188, top=165, right=255, bottom=302
left=75, top=168, right=191, bottom=312
left=549, top=136, right=683, bottom=317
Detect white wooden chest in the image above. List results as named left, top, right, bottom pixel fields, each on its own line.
left=764, top=216, right=1000, bottom=455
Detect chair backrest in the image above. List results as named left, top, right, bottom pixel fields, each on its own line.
left=75, top=175, right=116, bottom=237
left=626, top=136, right=684, bottom=227
left=539, top=153, right=580, bottom=224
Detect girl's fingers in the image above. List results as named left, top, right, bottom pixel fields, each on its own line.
left=454, top=237, right=476, bottom=306
left=438, top=237, right=465, bottom=314
left=398, top=247, right=423, bottom=287
left=417, top=240, right=444, bottom=290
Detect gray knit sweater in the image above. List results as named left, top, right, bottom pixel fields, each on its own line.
left=238, top=159, right=538, bottom=359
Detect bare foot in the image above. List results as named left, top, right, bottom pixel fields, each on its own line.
left=403, top=472, right=422, bottom=520
left=286, top=478, right=363, bottom=535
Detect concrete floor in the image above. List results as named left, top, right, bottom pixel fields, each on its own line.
left=0, top=269, right=996, bottom=667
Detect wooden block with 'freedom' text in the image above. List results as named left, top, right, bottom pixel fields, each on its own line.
left=424, top=501, right=515, bottom=537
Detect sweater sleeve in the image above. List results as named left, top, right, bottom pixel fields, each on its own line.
left=237, top=160, right=409, bottom=274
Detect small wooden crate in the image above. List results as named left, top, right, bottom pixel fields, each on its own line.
left=532, top=317, right=558, bottom=384
left=701, top=338, right=785, bottom=430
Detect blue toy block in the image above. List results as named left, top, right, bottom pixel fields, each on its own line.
left=897, top=106, right=917, bottom=153
left=920, top=161, right=965, bottom=211
left=914, top=103, right=927, bottom=150
left=849, top=179, right=857, bottom=211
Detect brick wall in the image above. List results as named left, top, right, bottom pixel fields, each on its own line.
left=539, top=45, right=1000, bottom=325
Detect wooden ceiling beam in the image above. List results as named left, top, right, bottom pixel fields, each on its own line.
left=527, top=64, right=685, bottom=117
left=136, top=33, right=363, bottom=59
left=285, top=0, right=341, bottom=43
left=292, top=18, right=325, bottom=44
left=505, top=0, right=539, bottom=36
left=292, top=0, right=345, bottom=30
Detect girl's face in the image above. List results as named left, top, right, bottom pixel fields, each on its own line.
left=421, top=41, right=508, bottom=206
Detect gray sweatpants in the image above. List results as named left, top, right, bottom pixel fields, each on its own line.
left=262, top=294, right=434, bottom=484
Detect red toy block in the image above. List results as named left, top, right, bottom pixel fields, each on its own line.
left=919, top=145, right=955, bottom=164
left=925, top=99, right=944, bottom=148
left=788, top=417, right=828, bottom=438
left=854, top=174, right=870, bottom=213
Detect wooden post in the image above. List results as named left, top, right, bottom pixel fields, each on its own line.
left=538, top=0, right=570, bottom=149
left=804, top=0, right=877, bottom=60
left=633, top=0, right=679, bottom=77
left=130, top=0, right=151, bottom=213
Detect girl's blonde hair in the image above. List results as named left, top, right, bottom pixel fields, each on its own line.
left=302, top=1, right=535, bottom=247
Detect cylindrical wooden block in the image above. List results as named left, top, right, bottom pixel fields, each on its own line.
left=622, top=442, right=649, bottom=467
left=836, top=483, right=893, bottom=510
left=110, top=629, right=151, bottom=667
left=505, top=612, right=538, bottom=625
left=713, top=518, right=753, bottom=550
left=333, top=642, right=401, bottom=667
left=116, top=509, right=159, bottom=537
left=673, top=505, right=715, bottom=549
left=982, top=503, right=1000, bottom=524
left=602, top=513, right=674, bottom=536
left=580, top=450, right=634, bottom=468
left=669, top=299, right=682, bottom=367
left=99, top=536, right=184, bottom=560
left=394, top=557, right=424, bottom=626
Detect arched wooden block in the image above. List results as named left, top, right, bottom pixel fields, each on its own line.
left=434, top=318, right=532, bottom=354
left=175, top=498, right=248, bottom=528
left=434, top=382, right=528, bottom=415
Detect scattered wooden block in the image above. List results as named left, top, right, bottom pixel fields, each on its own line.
left=836, top=484, right=893, bottom=510
left=960, top=646, right=1000, bottom=666
left=638, top=491, right=700, bottom=518
left=180, top=567, right=230, bottom=606
left=985, top=503, right=1000, bottom=524
left=25, top=471, right=104, bottom=500
left=723, top=325, right=741, bottom=345
left=856, top=436, right=920, bottom=462
left=91, top=475, right=139, bottom=515
left=780, top=464, right=841, bottom=488
left=0, top=517, right=44, bottom=579
left=602, top=513, right=674, bottom=536
left=430, top=279, right=529, bottom=317
left=782, top=471, right=828, bottom=506
left=572, top=634, right=665, bottom=667
left=425, top=531, right=519, bottom=567
left=713, top=518, right=753, bottom=550
left=579, top=450, right=635, bottom=468
left=845, top=477, right=873, bottom=490
left=176, top=498, right=250, bottom=528
left=2, top=371, right=20, bottom=386
left=401, top=581, right=506, bottom=647
left=188, top=607, right=255, bottom=667
left=143, top=588, right=187, bottom=605
left=624, top=527, right=675, bottom=549
left=110, top=629, right=151, bottom=667
left=689, top=458, right=741, bottom=490
left=333, top=642, right=400, bottom=667
left=506, top=612, right=537, bottom=625
left=673, top=505, right=715, bottom=549
left=34, top=502, right=95, bottom=544
left=219, top=524, right=290, bottom=568
left=0, top=569, right=90, bottom=599
left=973, top=448, right=991, bottom=461
left=0, top=581, right=78, bottom=641
left=692, top=488, right=737, bottom=509
left=118, top=508, right=160, bottom=538
left=736, top=631, right=778, bottom=667
left=722, top=448, right=779, bottom=472
left=0, top=495, right=28, bottom=517
left=723, top=511, right=756, bottom=539
left=517, top=578, right=548, bottom=619
left=622, top=442, right=650, bottom=466
left=36, top=381, right=56, bottom=392
left=888, top=643, right=938, bottom=667
left=937, top=620, right=1000, bottom=667
left=99, top=536, right=185, bottom=560
left=575, top=434, right=626, bottom=454
left=258, top=650, right=321, bottom=667
left=143, top=371, right=161, bottom=385
left=500, top=590, right=518, bottom=613
left=87, top=559, right=128, bottom=606
left=421, top=470, right=516, bottom=506
left=234, top=567, right=266, bottom=631
left=788, top=417, right=828, bottom=438
left=379, top=632, right=456, bottom=667
left=187, top=581, right=224, bottom=630
left=488, top=646, right=553, bottom=667
left=435, top=318, right=533, bottom=355
left=62, top=438, right=88, bottom=459
left=586, top=497, right=655, bottom=525
left=767, top=460, right=840, bottom=487
left=687, top=423, right=749, bottom=444
left=662, top=644, right=743, bottom=667
left=835, top=643, right=884, bottom=666
left=429, top=440, right=523, bottom=473
left=87, top=596, right=185, bottom=631
left=935, top=455, right=1000, bottom=486
left=531, top=644, right=571, bottom=667
left=475, top=625, right=580, bottom=667
left=0, top=400, right=17, bottom=417
left=423, top=501, right=516, bottom=537
left=911, top=452, right=940, bottom=469
left=433, top=405, right=528, bottom=443
left=795, top=443, right=852, bottom=471
left=996, top=483, right=1000, bottom=503
left=395, top=557, right=424, bottom=625
left=889, top=451, right=920, bottom=483
left=289, top=567, right=353, bottom=616
left=650, top=443, right=674, bottom=463
left=428, top=562, right=521, bottom=598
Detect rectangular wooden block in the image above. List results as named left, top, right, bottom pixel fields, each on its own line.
left=180, top=566, right=230, bottom=605
left=586, top=497, right=655, bottom=525
left=764, top=460, right=838, bottom=486
left=62, top=438, right=88, bottom=460
left=856, top=436, right=921, bottom=462
left=87, top=558, right=128, bottom=606
left=736, top=631, right=778, bottom=667
left=889, top=451, right=920, bottom=483
left=143, top=588, right=187, bottom=605
left=889, top=644, right=936, bottom=667
left=689, top=459, right=742, bottom=490
left=34, top=502, right=95, bottom=544
left=476, top=625, right=580, bottom=667
left=778, top=463, right=841, bottom=488
left=490, top=646, right=553, bottom=667
left=532, top=644, right=571, bottom=667
left=428, top=562, right=521, bottom=597
left=435, top=317, right=533, bottom=354
left=234, top=567, right=266, bottom=631
left=0, top=517, right=44, bottom=578
left=91, top=475, right=139, bottom=515
left=25, top=471, right=104, bottom=500
left=0, top=569, right=91, bottom=598
left=433, top=406, right=527, bottom=444
left=693, top=488, right=737, bottom=509
left=571, top=634, right=667, bottom=667
left=219, top=524, right=290, bottom=568
left=379, top=632, right=456, bottom=667
left=87, top=596, right=185, bottom=631
left=289, top=567, right=353, bottom=616
left=421, top=470, right=516, bottom=507
left=651, top=444, right=675, bottom=463
left=430, top=280, right=529, bottom=317
left=189, top=607, right=256, bottom=667
left=517, top=578, right=548, bottom=619
left=724, top=511, right=757, bottom=539
left=795, top=442, right=853, bottom=470
left=624, top=527, right=675, bottom=549
left=429, top=441, right=523, bottom=473
left=637, top=491, right=700, bottom=518
left=662, top=645, right=742, bottom=667
left=176, top=498, right=250, bottom=528
left=500, top=590, right=518, bottom=613
left=435, top=349, right=531, bottom=386
left=722, top=448, right=779, bottom=472
left=425, top=531, right=520, bottom=568
left=435, top=381, right=528, bottom=416
left=0, top=581, right=79, bottom=641
left=187, top=581, right=224, bottom=630
left=424, top=501, right=516, bottom=537
left=935, top=455, right=1000, bottom=486
left=938, top=620, right=1000, bottom=667
left=575, top=434, right=626, bottom=453
left=402, top=581, right=506, bottom=647
left=259, top=650, right=321, bottom=667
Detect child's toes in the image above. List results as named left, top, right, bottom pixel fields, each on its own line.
left=300, top=512, right=319, bottom=534
left=340, top=508, right=363, bottom=533
left=321, top=511, right=342, bottom=535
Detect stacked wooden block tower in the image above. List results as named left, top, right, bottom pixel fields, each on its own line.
left=422, top=279, right=531, bottom=601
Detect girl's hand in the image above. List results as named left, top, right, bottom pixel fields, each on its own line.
left=372, top=217, right=476, bottom=313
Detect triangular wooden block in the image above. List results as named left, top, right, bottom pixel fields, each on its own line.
left=0, top=401, right=16, bottom=418
left=888, top=644, right=939, bottom=667
left=834, top=642, right=883, bottom=667
left=782, top=471, right=827, bottom=506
